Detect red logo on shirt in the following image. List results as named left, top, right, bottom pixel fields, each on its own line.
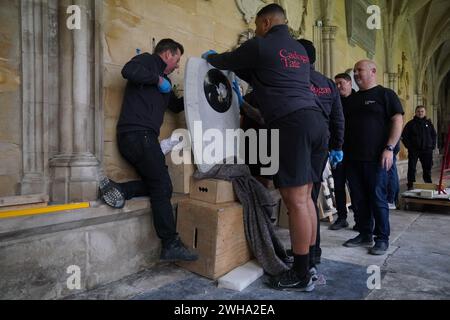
left=310, top=84, right=332, bottom=96
left=279, top=49, right=309, bottom=68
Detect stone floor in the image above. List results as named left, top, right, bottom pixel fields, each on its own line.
left=67, top=178, right=450, bottom=300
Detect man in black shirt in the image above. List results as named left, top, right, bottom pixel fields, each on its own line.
left=402, top=105, right=437, bottom=189
left=100, top=39, right=198, bottom=262
left=343, top=60, right=404, bottom=255
left=203, top=4, right=328, bottom=292
left=297, top=39, right=344, bottom=273
left=325, top=72, right=355, bottom=231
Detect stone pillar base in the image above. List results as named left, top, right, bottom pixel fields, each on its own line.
left=20, top=173, right=49, bottom=196
left=49, top=153, right=100, bottom=203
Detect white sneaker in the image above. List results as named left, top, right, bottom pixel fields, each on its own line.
left=388, top=202, right=397, bottom=210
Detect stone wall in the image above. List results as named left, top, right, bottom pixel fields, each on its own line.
left=0, top=0, right=21, bottom=197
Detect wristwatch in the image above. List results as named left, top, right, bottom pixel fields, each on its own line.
left=385, top=144, right=394, bottom=152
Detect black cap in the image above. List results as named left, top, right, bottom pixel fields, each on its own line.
left=297, top=39, right=316, bottom=64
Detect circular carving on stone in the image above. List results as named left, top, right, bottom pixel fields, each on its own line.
left=203, top=69, right=232, bottom=113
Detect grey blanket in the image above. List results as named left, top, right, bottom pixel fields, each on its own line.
left=193, top=164, right=289, bottom=276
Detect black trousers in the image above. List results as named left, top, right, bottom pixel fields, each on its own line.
left=331, top=162, right=348, bottom=220
left=117, top=130, right=177, bottom=247
left=407, top=150, right=433, bottom=188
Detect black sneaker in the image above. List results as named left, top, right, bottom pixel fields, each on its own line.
left=329, top=218, right=349, bottom=230
left=369, top=241, right=389, bottom=255
left=343, top=234, right=374, bottom=247
left=267, top=269, right=315, bottom=292
left=99, top=177, right=125, bottom=209
left=160, top=238, right=198, bottom=262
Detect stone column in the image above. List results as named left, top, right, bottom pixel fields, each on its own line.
left=20, top=0, right=49, bottom=195
left=388, top=73, right=398, bottom=92
left=313, top=24, right=323, bottom=73
left=322, top=26, right=337, bottom=78
left=415, top=92, right=424, bottom=107
left=49, top=0, right=99, bottom=203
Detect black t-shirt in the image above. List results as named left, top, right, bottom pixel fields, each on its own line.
left=343, top=85, right=404, bottom=161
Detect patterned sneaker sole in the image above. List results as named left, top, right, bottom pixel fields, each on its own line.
left=99, top=177, right=125, bottom=209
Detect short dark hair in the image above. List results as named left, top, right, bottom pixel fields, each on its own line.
left=256, top=3, right=286, bottom=19
left=154, top=39, right=184, bottom=56
left=416, top=105, right=426, bottom=110
left=297, top=39, right=316, bottom=64
left=335, top=73, right=352, bottom=82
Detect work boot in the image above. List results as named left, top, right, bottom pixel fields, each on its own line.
left=329, top=217, right=349, bottom=230
left=99, top=177, right=125, bottom=209
left=160, top=238, right=198, bottom=262
left=267, top=269, right=315, bottom=292
left=343, top=234, right=374, bottom=248
left=369, top=241, right=389, bottom=255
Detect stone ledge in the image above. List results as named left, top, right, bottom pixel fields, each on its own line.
left=0, top=194, right=188, bottom=245
left=0, top=194, right=188, bottom=300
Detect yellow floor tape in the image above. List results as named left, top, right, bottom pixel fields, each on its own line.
left=0, top=202, right=90, bottom=219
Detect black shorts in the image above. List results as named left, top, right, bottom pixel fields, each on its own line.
left=268, top=108, right=329, bottom=188
left=242, top=115, right=273, bottom=180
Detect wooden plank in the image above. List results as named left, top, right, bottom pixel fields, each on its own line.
left=190, top=178, right=237, bottom=204
left=0, top=194, right=49, bottom=208
left=413, top=183, right=438, bottom=191
left=403, top=197, right=450, bottom=207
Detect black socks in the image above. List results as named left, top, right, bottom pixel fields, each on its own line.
left=293, top=253, right=309, bottom=278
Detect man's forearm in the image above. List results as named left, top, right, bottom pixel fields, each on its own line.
left=387, top=114, right=403, bottom=146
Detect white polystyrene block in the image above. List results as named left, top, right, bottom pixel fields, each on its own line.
left=217, top=260, right=264, bottom=292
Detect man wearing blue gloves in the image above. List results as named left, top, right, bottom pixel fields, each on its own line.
left=99, top=39, right=198, bottom=262
left=203, top=4, right=329, bottom=292
left=297, top=39, right=345, bottom=272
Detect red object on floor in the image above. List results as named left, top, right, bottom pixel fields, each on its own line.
left=438, top=124, right=450, bottom=194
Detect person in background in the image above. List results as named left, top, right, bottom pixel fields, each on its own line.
left=329, top=73, right=355, bottom=231
left=297, top=39, right=344, bottom=275
left=342, top=60, right=404, bottom=256
left=402, top=105, right=437, bottom=190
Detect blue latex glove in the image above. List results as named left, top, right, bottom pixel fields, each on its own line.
left=232, top=80, right=244, bottom=108
left=158, top=77, right=171, bottom=94
left=329, top=150, right=344, bottom=169
left=201, top=50, right=217, bottom=60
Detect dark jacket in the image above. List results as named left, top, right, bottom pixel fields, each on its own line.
left=207, top=25, right=319, bottom=124
left=402, top=116, right=437, bottom=152
left=117, top=53, right=184, bottom=136
left=310, top=66, right=344, bottom=150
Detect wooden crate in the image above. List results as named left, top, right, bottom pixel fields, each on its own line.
left=176, top=199, right=252, bottom=280
left=413, top=183, right=438, bottom=191
left=189, top=178, right=237, bottom=204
